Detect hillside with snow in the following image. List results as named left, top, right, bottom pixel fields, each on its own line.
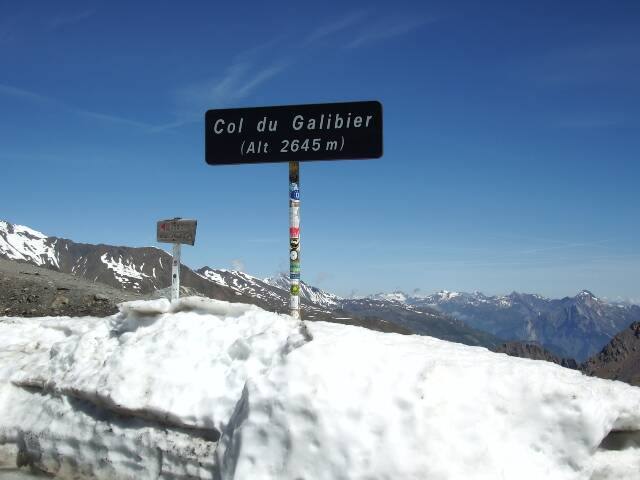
left=0, top=220, right=501, bottom=347
left=0, top=220, right=60, bottom=268
left=0, top=220, right=245, bottom=303
left=5, top=219, right=640, bottom=362
left=1, top=297, right=639, bottom=479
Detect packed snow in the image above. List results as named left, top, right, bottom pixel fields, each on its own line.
left=1, top=297, right=640, bottom=479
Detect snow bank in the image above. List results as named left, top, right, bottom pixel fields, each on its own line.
left=1, top=297, right=640, bottom=479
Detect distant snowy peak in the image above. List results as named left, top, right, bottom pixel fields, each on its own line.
left=374, top=288, right=615, bottom=311
left=414, top=290, right=512, bottom=309
left=0, top=220, right=59, bottom=268
left=577, top=289, right=597, bottom=298
left=429, top=290, right=464, bottom=302
left=438, top=290, right=461, bottom=298
left=576, top=289, right=600, bottom=303
left=367, top=291, right=409, bottom=303
left=369, top=289, right=506, bottom=307
left=369, top=288, right=613, bottom=310
left=263, top=274, right=341, bottom=309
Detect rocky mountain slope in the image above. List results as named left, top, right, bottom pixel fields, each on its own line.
left=0, top=258, right=142, bottom=318
left=0, top=220, right=249, bottom=303
left=371, top=289, right=640, bottom=362
left=582, top=322, right=640, bottom=386
left=497, top=325, right=640, bottom=388
left=493, top=341, right=579, bottom=369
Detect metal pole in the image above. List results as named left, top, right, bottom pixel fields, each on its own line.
left=172, top=242, right=181, bottom=301
left=289, top=161, right=301, bottom=319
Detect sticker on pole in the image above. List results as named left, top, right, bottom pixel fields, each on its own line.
left=157, top=218, right=197, bottom=246
left=205, top=101, right=383, bottom=165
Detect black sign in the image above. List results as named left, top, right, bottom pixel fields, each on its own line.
left=205, top=101, right=383, bottom=165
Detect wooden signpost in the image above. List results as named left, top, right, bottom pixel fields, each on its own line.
left=157, top=218, right=197, bottom=301
left=204, top=101, right=383, bottom=319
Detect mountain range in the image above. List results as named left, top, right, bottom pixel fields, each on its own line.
left=370, top=289, right=640, bottom=362
left=0, top=220, right=496, bottom=347
left=2, top=219, right=640, bottom=371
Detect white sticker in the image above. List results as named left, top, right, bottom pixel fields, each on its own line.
left=289, top=207, right=300, bottom=227
left=290, top=295, right=300, bottom=309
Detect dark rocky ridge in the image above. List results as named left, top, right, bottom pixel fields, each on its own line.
left=582, top=322, right=640, bottom=386
left=493, top=341, right=578, bottom=369
left=0, top=258, right=141, bottom=318
left=495, top=327, right=640, bottom=388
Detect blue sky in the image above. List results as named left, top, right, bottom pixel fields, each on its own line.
left=1, top=0, right=640, bottom=299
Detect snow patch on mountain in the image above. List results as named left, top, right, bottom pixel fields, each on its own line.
left=1, top=298, right=640, bottom=479
left=0, top=220, right=59, bottom=267
left=198, top=267, right=226, bottom=286
left=100, top=253, right=150, bottom=291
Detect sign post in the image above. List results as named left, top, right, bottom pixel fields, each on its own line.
left=289, top=161, right=301, bottom=318
left=156, top=218, right=197, bottom=302
left=204, top=101, right=383, bottom=319
left=171, top=243, right=181, bottom=302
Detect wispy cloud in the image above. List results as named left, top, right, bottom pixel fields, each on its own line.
left=0, top=83, right=156, bottom=131
left=49, top=9, right=96, bottom=29
left=161, top=10, right=430, bottom=129
left=156, top=54, right=288, bottom=131
left=0, top=6, right=96, bottom=44
left=305, top=11, right=368, bottom=44
left=2, top=9, right=430, bottom=135
left=346, top=16, right=436, bottom=49
left=0, top=84, right=50, bottom=103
